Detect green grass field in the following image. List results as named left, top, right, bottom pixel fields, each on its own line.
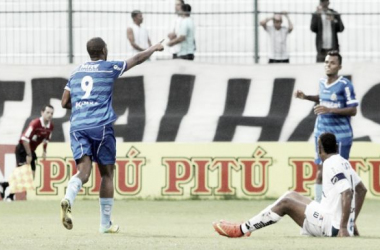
left=0, top=199, right=379, bottom=250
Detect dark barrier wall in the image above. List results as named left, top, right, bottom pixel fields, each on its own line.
left=0, top=62, right=379, bottom=143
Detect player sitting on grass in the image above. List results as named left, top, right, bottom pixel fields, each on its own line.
left=213, top=132, right=367, bottom=237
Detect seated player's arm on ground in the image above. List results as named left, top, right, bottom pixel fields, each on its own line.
left=126, top=41, right=164, bottom=71
left=339, top=188, right=353, bottom=237
left=329, top=106, right=357, bottom=116
left=61, top=89, right=72, bottom=109
left=354, top=181, right=367, bottom=224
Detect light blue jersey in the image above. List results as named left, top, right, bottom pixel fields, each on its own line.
left=65, top=60, right=127, bottom=132
left=314, top=76, right=358, bottom=145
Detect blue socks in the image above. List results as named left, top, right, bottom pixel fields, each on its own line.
left=64, top=176, right=82, bottom=206
left=100, top=198, right=114, bottom=228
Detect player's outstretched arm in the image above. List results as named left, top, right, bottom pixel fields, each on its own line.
left=294, top=90, right=319, bottom=102
left=126, top=41, right=164, bottom=71
left=353, top=181, right=367, bottom=236
left=61, top=89, right=72, bottom=110
left=338, top=189, right=353, bottom=237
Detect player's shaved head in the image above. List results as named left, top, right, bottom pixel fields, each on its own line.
left=87, top=37, right=107, bottom=59
left=319, top=133, right=338, bottom=154
left=327, top=50, right=342, bottom=65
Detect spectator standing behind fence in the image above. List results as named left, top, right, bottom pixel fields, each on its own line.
left=311, top=0, right=344, bottom=62
left=127, top=10, right=152, bottom=56
left=167, top=3, right=195, bottom=60
left=260, top=12, right=293, bottom=63
left=168, top=0, right=185, bottom=59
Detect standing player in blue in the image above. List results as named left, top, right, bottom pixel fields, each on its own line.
left=60, top=37, right=164, bottom=233
left=295, top=51, right=358, bottom=203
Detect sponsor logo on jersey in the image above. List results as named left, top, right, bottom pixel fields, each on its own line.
left=78, top=64, right=100, bottom=71
left=75, top=100, right=99, bottom=108
left=330, top=92, right=337, bottom=101
left=320, top=101, right=341, bottom=108
left=113, top=65, right=122, bottom=71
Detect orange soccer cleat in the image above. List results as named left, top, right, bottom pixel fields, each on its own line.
left=213, top=220, right=251, bottom=238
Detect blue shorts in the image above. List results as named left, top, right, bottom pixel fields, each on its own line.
left=314, top=136, right=351, bottom=165
left=70, top=124, right=116, bottom=165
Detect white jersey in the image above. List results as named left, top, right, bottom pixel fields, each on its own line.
left=129, top=23, right=150, bottom=55
left=320, top=154, right=361, bottom=235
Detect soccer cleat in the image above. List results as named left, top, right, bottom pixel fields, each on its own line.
left=213, top=220, right=251, bottom=238
left=0, top=182, right=9, bottom=200
left=99, top=222, right=120, bottom=234
left=60, top=198, right=73, bottom=230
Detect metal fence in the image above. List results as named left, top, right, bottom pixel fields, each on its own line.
left=1, top=0, right=380, bottom=65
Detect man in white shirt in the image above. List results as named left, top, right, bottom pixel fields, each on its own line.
left=213, top=132, right=367, bottom=238
left=260, top=12, right=293, bottom=63
left=127, top=10, right=152, bottom=56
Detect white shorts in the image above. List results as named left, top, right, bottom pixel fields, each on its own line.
left=300, top=201, right=333, bottom=237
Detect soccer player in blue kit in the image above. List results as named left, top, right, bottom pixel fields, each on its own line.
left=295, top=51, right=358, bottom=203
left=60, top=37, right=163, bottom=233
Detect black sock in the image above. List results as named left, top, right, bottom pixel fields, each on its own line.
left=7, top=193, right=15, bottom=200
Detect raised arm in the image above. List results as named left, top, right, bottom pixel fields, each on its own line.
left=260, top=16, right=272, bottom=30
left=283, top=12, right=293, bottom=33
left=126, top=41, right=164, bottom=71
left=353, top=181, right=367, bottom=236
left=311, top=5, right=323, bottom=33
left=333, top=12, right=345, bottom=32
left=338, top=189, right=353, bottom=237
left=294, top=90, right=319, bottom=103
